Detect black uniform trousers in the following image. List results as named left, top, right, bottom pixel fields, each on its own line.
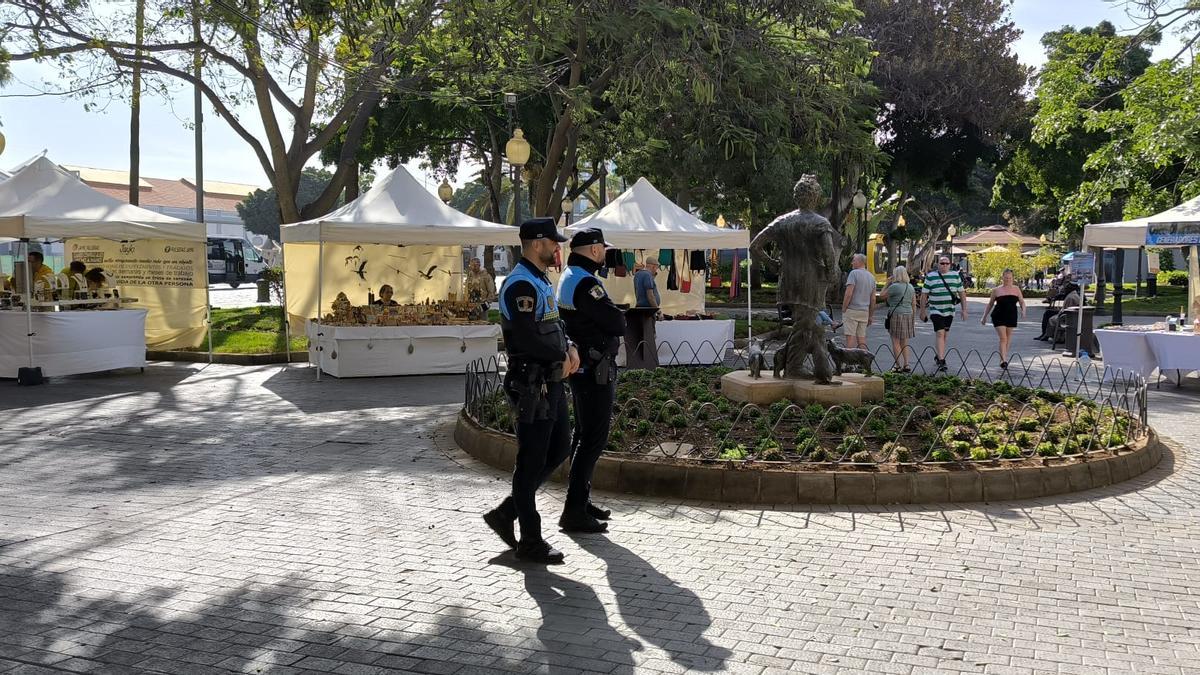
left=565, top=368, right=617, bottom=513
left=499, top=381, right=571, bottom=543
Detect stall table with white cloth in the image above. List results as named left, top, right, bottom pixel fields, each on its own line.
left=0, top=309, right=147, bottom=378
left=305, top=321, right=500, bottom=377
left=1096, top=328, right=1200, bottom=384
left=618, top=318, right=734, bottom=367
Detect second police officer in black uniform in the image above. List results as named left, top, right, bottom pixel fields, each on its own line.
left=483, top=218, right=580, bottom=564
left=556, top=227, right=626, bottom=533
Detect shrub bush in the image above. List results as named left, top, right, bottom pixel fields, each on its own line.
left=1158, top=270, right=1188, bottom=286
left=836, top=435, right=867, bottom=456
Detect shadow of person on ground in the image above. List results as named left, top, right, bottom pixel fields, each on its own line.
left=568, top=535, right=731, bottom=672
left=490, top=554, right=641, bottom=674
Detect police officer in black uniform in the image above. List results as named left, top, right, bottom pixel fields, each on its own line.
left=556, top=227, right=626, bottom=533
left=483, top=218, right=580, bottom=564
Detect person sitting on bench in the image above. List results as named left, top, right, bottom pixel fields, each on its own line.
left=1038, top=285, right=1081, bottom=343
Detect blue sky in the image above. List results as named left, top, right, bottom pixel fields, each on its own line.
left=0, top=0, right=1188, bottom=192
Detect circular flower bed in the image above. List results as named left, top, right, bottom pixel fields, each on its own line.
left=474, top=367, right=1143, bottom=468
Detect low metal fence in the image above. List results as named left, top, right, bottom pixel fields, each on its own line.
left=463, top=343, right=1149, bottom=467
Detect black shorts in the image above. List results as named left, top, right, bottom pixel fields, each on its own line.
left=930, top=314, right=954, bottom=332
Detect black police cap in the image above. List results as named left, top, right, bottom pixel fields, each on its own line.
left=569, top=227, right=613, bottom=249
left=519, top=217, right=569, bottom=242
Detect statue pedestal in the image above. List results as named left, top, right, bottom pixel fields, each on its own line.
left=835, top=373, right=885, bottom=401
left=719, top=372, right=796, bottom=405
left=721, top=371, right=885, bottom=407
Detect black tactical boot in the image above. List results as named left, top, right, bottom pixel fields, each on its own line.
left=559, top=511, right=609, bottom=533
left=483, top=508, right=518, bottom=549
left=586, top=502, right=611, bottom=521
left=515, top=539, right=565, bottom=564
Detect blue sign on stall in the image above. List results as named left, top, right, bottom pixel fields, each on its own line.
left=1146, top=222, right=1200, bottom=245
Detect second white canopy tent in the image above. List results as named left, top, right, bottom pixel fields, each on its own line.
left=567, top=177, right=749, bottom=314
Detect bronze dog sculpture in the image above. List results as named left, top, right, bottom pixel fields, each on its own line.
left=826, top=339, right=875, bottom=376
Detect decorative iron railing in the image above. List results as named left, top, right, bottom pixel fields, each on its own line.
left=463, top=343, right=1149, bottom=467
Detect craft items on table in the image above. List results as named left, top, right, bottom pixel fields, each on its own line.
left=322, top=293, right=489, bottom=327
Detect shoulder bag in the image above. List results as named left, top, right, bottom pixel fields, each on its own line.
left=937, top=271, right=962, bottom=305
left=884, top=283, right=910, bottom=331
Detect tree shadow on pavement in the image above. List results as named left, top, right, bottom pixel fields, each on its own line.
left=261, top=366, right=464, bottom=414
left=0, top=363, right=198, bottom=411
left=568, top=535, right=732, bottom=672
left=0, top=555, right=575, bottom=674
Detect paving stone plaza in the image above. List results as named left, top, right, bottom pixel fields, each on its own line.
left=3, top=305, right=1200, bottom=675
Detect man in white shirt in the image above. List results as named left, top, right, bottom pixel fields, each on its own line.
left=841, top=253, right=876, bottom=350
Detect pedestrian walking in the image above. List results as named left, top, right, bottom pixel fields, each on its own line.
left=980, top=268, right=1026, bottom=369
left=556, top=228, right=625, bottom=534
left=483, top=218, right=581, bottom=564
left=883, top=266, right=917, bottom=372
left=919, top=256, right=967, bottom=372
left=841, top=253, right=876, bottom=350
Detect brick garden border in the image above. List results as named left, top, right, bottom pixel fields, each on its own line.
left=453, top=410, right=1163, bottom=504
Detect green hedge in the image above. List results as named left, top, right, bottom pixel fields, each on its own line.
left=1157, top=270, right=1188, bottom=287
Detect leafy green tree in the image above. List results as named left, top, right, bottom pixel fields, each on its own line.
left=993, top=21, right=1157, bottom=237
left=857, top=0, right=1029, bottom=220
left=1, top=0, right=438, bottom=222
left=237, top=168, right=346, bottom=242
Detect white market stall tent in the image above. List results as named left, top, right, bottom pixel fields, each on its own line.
left=1081, top=215, right=1153, bottom=249
left=1083, top=194, right=1200, bottom=315
left=566, top=177, right=751, bottom=366
left=0, top=157, right=208, bottom=378
left=280, top=164, right=519, bottom=378
left=567, top=177, right=749, bottom=315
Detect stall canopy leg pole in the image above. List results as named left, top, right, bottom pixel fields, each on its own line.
left=316, top=236, right=323, bottom=382
left=205, top=270, right=213, bottom=364
left=22, top=239, right=35, bottom=369
left=746, top=249, right=753, bottom=342
left=1190, top=245, right=1199, bottom=323
left=280, top=243, right=292, bottom=363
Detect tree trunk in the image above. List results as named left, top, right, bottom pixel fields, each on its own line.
left=128, top=0, right=144, bottom=205
left=344, top=162, right=359, bottom=202
left=597, top=160, right=607, bottom=207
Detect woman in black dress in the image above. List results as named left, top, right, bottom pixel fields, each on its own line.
left=981, top=268, right=1026, bottom=369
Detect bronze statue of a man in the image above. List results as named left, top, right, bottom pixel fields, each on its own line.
left=750, top=175, right=839, bottom=383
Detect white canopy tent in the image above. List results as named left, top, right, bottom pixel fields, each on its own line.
left=281, top=165, right=520, bottom=246
left=0, top=157, right=205, bottom=242
left=1082, top=215, right=1153, bottom=249
left=1082, top=194, right=1200, bottom=318
left=280, top=164, right=521, bottom=378
left=279, top=164, right=521, bottom=322
left=567, top=177, right=750, bottom=317
left=569, top=177, right=749, bottom=249
left=1147, top=194, right=1200, bottom=319
left=0, top=159, right=210, bottom=375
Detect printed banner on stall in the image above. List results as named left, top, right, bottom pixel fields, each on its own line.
left=1146, top=222, right=1200, bottom=246
left=67, top=239, right=204, bottom=288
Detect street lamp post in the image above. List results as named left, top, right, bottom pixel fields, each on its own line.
left=438, top=178, right=453, bottom=204
left=946, top=224, right=958, bottom=259
left=560, top=196, right=574, bottom=227
left=503, top=93, right=530, bottom=226
left=851, top=189, right=867, bottom=254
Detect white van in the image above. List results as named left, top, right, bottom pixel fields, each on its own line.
left=207, top=236, right=267, bottom=287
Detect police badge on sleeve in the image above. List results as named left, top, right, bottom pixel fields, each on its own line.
left=589, top=285, right=606, bottom=300
left=516, top=296, right=536, bottom=313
